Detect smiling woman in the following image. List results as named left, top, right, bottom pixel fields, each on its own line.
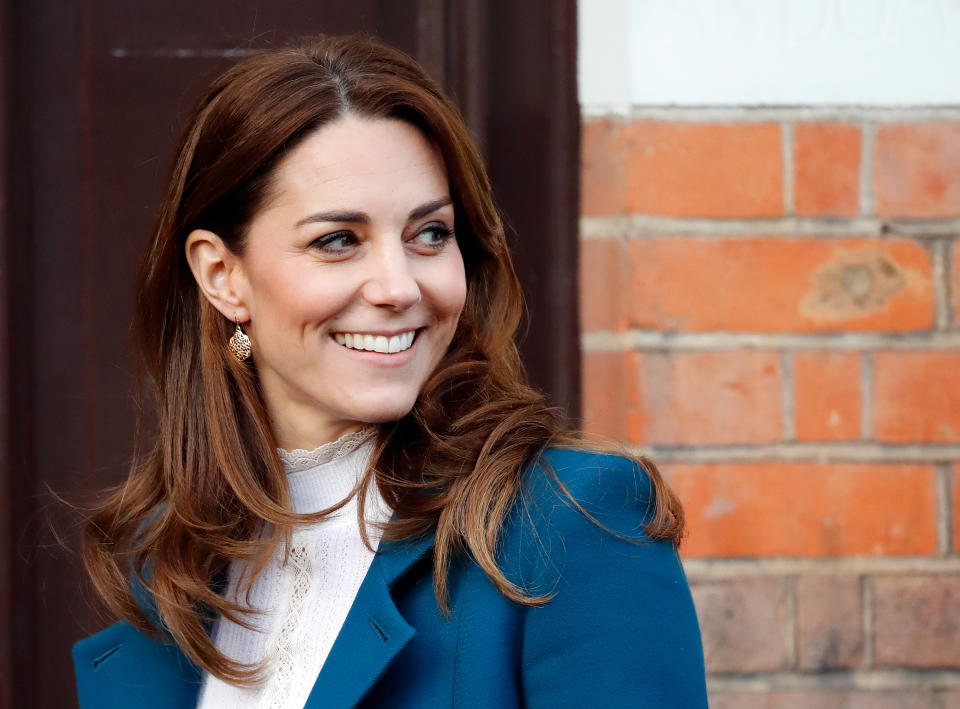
left=73, top=34, right=707, bottom=709
left=184, top=117, right=467, bottom=449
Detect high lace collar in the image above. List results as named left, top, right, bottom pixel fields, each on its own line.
left=277, top=426, right=379, bottom=475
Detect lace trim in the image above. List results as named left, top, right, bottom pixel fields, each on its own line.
left=277, top=426, right=378, bottom=474
left=266, top=544, right=311, bottom=708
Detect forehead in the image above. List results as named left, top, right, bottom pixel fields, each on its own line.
left=265, top=115, right=450, bottom=214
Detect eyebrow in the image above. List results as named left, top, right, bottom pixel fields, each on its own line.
left=294, top=196, right=453, bottom=228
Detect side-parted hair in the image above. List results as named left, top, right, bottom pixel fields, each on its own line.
left=82, top=33, right=684, bottom=685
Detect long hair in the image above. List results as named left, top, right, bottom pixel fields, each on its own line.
left=82, top=33, right=684, bottom=685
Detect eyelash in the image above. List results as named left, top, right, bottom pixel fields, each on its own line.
left=310, top=222, right=455, bottom=254
left=414, top=223, right=455, bottom=251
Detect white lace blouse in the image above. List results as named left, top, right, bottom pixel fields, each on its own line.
left=196, top=426, right=392, bottom=709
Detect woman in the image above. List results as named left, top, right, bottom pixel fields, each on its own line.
left=73, top=34, right=707, bottom=708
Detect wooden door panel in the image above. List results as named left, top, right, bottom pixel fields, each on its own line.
left=1, top=2, right=577, bottom=705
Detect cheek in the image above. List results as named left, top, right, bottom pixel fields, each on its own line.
left=427, top=254, right=467, bottom=320
left=248, top=263, right=352, bottom=323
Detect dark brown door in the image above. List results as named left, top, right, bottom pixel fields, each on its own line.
left=0, top=2, right=578, bottom=705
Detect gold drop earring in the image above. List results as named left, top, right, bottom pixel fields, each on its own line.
left=229, top=315, right=252, bottom=362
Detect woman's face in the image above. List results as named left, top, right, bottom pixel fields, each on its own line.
left=226, top=116, right=466, bottom=449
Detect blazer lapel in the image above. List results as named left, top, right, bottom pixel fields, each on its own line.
left=76, top=532, right=435, bottom=709
left=304, top=532, right=435, bottom=709
left=73, top=620, right=202, bottom=708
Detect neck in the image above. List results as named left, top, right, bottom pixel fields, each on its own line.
left=269, top=404, right=368, bottom=452
left=258, top=374, right=377, bottom=450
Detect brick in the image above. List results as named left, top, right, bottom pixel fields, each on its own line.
left=625, top=350, right=782, bottom=445
left=873, top=352, right=960, bottom=443
left=940, top=690, right=960, bottom=708
left=874, top=122, right=960, bottom=218
left=581, top=351, right=630, bottom=440
left=668, top=463, right=937, bottom=557
left=579, top=238, right=629, bottom=332
left=626, top=121, right=782, bottom=217
left=582, top=118, right=628, bottom=216
left=954, top=241, right=960, bottom=324
left=956, top=465, right=960, bottom=554
left=794, top=351, right=861, bottom=441
left=794, top=122, right=861, bottom=217
left=874, top=575, right=960, bottom=667
left=709, top=691, right=934, bottom=709
left=797, top=575, right=863, bottom=669
left=690, top=577, right=790, bottom=673
left=628, top=237, right=934, bottom=333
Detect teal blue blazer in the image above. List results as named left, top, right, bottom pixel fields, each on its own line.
left=73, top=449, right=708, bottom=707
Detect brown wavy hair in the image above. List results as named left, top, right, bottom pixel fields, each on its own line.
left=82, top=33, right=684, bottom=685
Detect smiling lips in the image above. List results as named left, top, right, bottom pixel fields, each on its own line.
left=333, top=330, right=418, bottom=354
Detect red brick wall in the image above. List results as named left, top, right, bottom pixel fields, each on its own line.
left=581, top=112, right=960, bottom=706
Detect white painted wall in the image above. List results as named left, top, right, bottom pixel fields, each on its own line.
left=579, top=0, right=960, bottom=110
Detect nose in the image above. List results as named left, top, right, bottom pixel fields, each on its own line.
left=360, top=241, right=421, bottom=310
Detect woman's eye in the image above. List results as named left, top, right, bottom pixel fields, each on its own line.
left=310, top=231, right=358, bottom=252
left=412, top=223, right=455, bottom=251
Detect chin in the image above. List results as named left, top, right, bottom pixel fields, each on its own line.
left=359, top=407, right=417, bottom=425
left=337, top=391, right=420, bottom=425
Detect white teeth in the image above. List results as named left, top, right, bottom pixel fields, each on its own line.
left=333, top=330, right=418, bottom=353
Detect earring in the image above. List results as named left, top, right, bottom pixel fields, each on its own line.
left=228, top=316, right=252, bottom=362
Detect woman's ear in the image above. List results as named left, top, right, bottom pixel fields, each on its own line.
left=184, top=229, right=251, bottom=322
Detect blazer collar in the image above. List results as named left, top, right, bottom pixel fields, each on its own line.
left=376, top=531, right=435, bottom=586
left=305, top=533, right=434, bottom=708
left=78, top=529, right=435, bottom=708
